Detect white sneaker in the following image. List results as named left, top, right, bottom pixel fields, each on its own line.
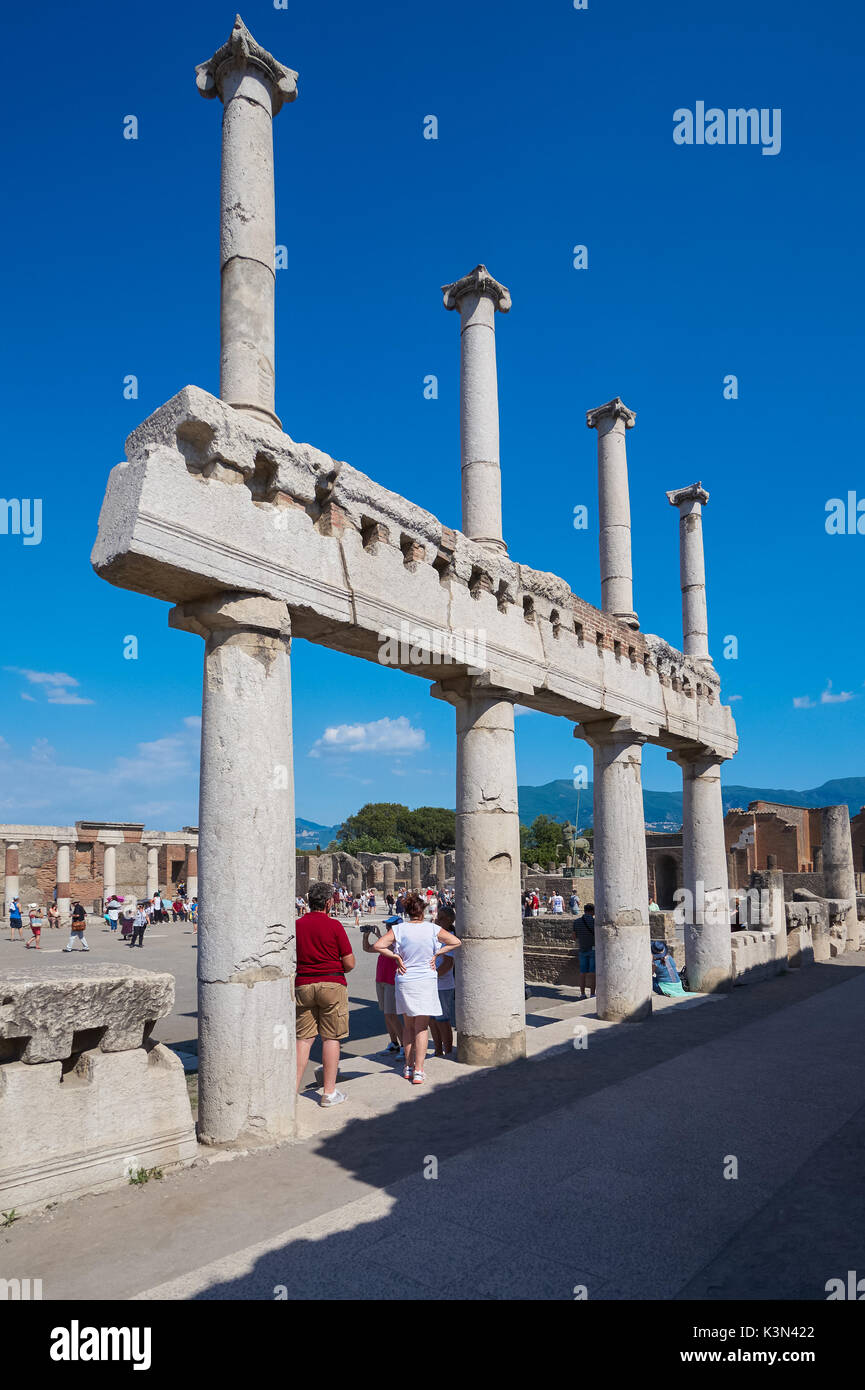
left=320, top=1089, right=346, bottom=1107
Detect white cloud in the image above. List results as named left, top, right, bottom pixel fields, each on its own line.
left=514, top=705, right=538, bottom=717
left=793, top=696, right=816, bottom=710
left=309, top=715, right=426, bottom=758
left=727, top=694, right=743, bottom=703
left=5, top=666, right=94, bottom=706
left=820, top=681, right=854, bottom=705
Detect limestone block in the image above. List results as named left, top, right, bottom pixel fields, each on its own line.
left=0, top=960, right=174, bottom=1064
left=523, top=916, right=581, bottom=987
left=0, top=1044, right=197, bottom=1214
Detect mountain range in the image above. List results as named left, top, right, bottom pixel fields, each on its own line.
left=296, top=779, right=865, bottom=846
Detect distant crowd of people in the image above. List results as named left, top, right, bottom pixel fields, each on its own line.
left=6, top=887, right=198, bottom=952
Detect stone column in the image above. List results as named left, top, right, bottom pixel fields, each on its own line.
left=4, top=842, right=19, bottom=916
left=666, top=482, right=711, bottom=660
left=435, top=849, right=446, bottom=887
left=383, top=860, right=395, bottom=898
left=411, top=854, right=422, bottom=893
left=442, top=265, right=511, bottom=555
left=586, top=398, right=638, bottom=629
left=170, top=592, right=295, bottom=1145
left=56, top=843, right=72, bottom=917
left=102, top=844, right=117, bottom=903
left=578, top=718, right=653, bottom=1021
left=432, top=678, right=526, bottom=1064
left=821, top=804, right=858, bottom=950
left=668, top=747, right=733, bottom=992
left=146, top=845, right=159, bottom=898
left=186, top=846, right=199, bottom=899
left=196, top=17, right=298, bottom=429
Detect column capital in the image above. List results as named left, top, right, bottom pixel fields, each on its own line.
left=196, top=15, right=299, bottom=114
left=665, top=742, right=728, bottom=772
left=576, top=714, right=659, bottom=748
left=442, top=265, right=511, bottom=314
left=430, top=672, right=532, bottom=707
left=586, top=397, right=635, bottom=431
left=169, top=592, right=291, bottom=642
left=667, top=481, right=709, bottom=508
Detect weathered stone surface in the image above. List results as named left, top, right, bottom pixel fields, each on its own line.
left=91, top=387, right=737, bottom=762
left=0, top=961, right=174, bottom=1064
left=0, top=1044, right=197, bottom=1214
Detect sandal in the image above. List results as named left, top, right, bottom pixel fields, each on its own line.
left=411, top=1070, right=425, bottom=1085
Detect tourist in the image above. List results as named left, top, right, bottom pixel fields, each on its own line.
left=190, top=897, right=198, bottom=931
left=353, top=896, right=362, bottom=928
left=131, top=902, right=149, bottom=948
left=385, top=891, right=395, bottom=913
left=8, top=895, right=24, bottom=940
left=106, top=895, right=122, bottom=932
left=648, top=897, right=660, bottom=914
left=363, top=914, right=403, bottom=1056
left=572, top=902, right=596, bottom=998
left=373, top=890, right=461, bottom=1086
left=295, top=881, right=355, bottom=1107
left=172, top=895, right=186, bottom=922
left=25, top=905, right=44, bottom=950
left=531, top=891, right=540, bottom=917
left=152, top=889, right=163, bottom=923
left=651, top=939, right=686, bottom=997
left=120, top=903, right=134, bottom=940
left=47, top=900, right=60, bottom=930
left=429, top=904, right=457, bottom=1057
left=64, top=901, right=90, bottom=952
left=551, top=891, right=564, bottom=914
left=568, top=889, right=581, bottom=915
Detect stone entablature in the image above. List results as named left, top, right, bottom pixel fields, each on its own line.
left=92, top=386, right=736, bottom=763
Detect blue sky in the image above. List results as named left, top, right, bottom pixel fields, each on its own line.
left=1, top=0, right=863, bottom=830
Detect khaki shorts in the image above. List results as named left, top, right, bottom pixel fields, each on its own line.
left=295, top=982, right=349, bottom=1041
left=376, top=981, right=397, bottom=1014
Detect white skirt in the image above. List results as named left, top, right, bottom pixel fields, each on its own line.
left=395, top=971, right=441, bottom=1018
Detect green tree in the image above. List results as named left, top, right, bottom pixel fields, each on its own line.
left=397, top=806, right=456, bottom=852
left=337, top=803, right=409, bottom=849
left=522, top=814, right=566, bottom=864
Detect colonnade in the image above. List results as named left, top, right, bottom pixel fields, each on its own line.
left=179, top=17, right=739, bottom=1143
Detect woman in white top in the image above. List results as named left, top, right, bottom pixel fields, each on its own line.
left=374, top=891, right=461, bottom=1085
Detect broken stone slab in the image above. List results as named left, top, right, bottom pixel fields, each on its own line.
left=0, top=959, right=174, bottom=1064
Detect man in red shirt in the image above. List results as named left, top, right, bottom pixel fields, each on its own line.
left=295, top=881, right=356, bottom=1107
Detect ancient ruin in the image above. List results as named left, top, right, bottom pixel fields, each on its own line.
left=86, top=14, right=744, bottom=1145
left=3, top=18, right=860, bottom=1187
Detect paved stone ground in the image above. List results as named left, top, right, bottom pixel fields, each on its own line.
left=3, top=921, right=864, bottom=1301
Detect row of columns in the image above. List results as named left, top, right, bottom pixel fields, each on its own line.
left=3, top=838, right=198, bottom=917
left=181, top=17, right=738, bottom=1144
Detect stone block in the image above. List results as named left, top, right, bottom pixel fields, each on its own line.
left=0, top=1044, right=197, bottom=1214
left=0, top=960, right=174, bottom=1064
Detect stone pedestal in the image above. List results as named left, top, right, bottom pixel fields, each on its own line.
left=435, top=849, right=446, bottom=887
left=667, top=483, right=711, bottom=660
left=580, top=719, right=652, bottom=1021
left=382, top=861, right=395, bottom=898
left=821, top=805, right=858, bottom=950
left=670, top=748, right=733, bottom=992
left=196, top=17, right=298, bottom=429
left=586, top=398, right=638, bottom=628
left=186, top=846, right=199, bottom=900
left=442, top=265, right=511, bottom=555
left=4, top=842, right=19, bottom=917
left=102, top=843, right=117, bottom=903
left=170, top=592, right=295, bottom=1146
left=433, top=680, right=526, bottom=1064
left=0, top=959, right=197, bottom=1213
left=55, top=843, right=72, bottom=917
left=146, top=845, right=159, bottom=898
